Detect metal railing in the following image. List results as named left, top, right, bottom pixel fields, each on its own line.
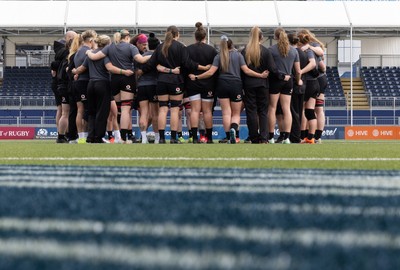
left=0, top=95, right=399, bottom=127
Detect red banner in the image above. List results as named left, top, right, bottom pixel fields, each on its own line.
left=345, top=126, right=400, bottom=140
left=0, top=127, right=35, bottom=140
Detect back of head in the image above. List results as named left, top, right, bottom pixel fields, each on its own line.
left=114, top=29, right=130, bottom=44
left=194, top=22, right=206, bottom=42
left=81, top=30, right=97, bottom=43
left=288, top=32, right=299, bottom=46
left=298, top=29, right=325, bottom=50
left=95, top=35, right=111, bottom=49
left=147, top=33, right=160, bottom=51
left=297, top=32, right=311, bottom=45
left=162, top=25, right=179, bottom=58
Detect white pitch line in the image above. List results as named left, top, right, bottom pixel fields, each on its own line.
left=0, top=238, right=289, bottom=270
left=0, top=157, right=400, bottom=162
left=232, top=203, right=400, bottom=218
left=1, top=175, right=400, bottom=189
left=1, top=181, right=400, bottom=197
left=1, top=217, right=400, bottom=250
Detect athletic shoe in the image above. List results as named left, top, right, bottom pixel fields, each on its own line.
left=170, top=138, right=182, bottom=144
left=109, top=137, right=115, bottom=144
left=275, top=135, right=284, bottom=144
left=235, top=137, right=240, bottom=144
left=229, top=128, right=236, bottom=144
left=218, top=138, right=229, bottom=144
left=259, top=140, right=269, bottom=144
left=77, top=138, right=86, bottom=144
left=128, top=136, right=137, bottom=143
left=302, top=138, right=315, bottom=144
left=102, top=137, right=111, bottom=144
left=56, top=137, right=68, bottom=144
left=206, top=139, right=214, bottom=144
left=244, top=137, right=252, bottom=144
left=68, top=139, right=78, bottom=144
left=315, top=138, right=322, bottom=144
left=268, top=138, right=275, bottom=144
left=188, top=137, right=193, bottom=143
left=146, top=132, right=155, bottom=144
left=282, top=138, right=291, bottom=144
left=123, top=139, right=132, bottom=144
left=199, top=135, right=207, bottom=143
left=158, top=139, right=166, bottom=144
left=178, top=136, right=185, bottom=144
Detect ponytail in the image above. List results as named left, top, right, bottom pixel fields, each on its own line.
left=275, top=27, right=289, bottom=57
left=219, top=35, right=232, bottom=73
left=68, top=34, right=82, bottom=63
left=245, top=26, right=262, bottom=67
left=162, top=25, right=179, bottom=58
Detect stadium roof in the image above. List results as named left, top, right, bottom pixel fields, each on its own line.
left=1, top=0, right=400, bottom=38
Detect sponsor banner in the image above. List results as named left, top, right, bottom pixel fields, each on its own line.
left=0, top=127, right=35, bottom=140
left=35, top=127, right=58, bottom=139
left=135, top=126, right=343, bottom=140
left=274, top=126, right=344, bottom=140
left=345, top=126, right=400, bottom=140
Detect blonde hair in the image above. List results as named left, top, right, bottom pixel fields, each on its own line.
left=275, top=27, right=290, bottom=57
left=68, top=34, right=83, bottom=63
left=113, top=29, right=130, bottom=44
left=81, top=29, right=97, bottom=43
left=162, top=25, right=179, bottom=58
left=219, top=37, right=233, bottom=73
left=95, top=35, right=111, bottom=48
left=245, top=26, right=262, bottom=67
left=298, top=29, right=325, bottom=50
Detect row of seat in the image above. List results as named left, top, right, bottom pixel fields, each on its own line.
left=1, top=66, right=53, bottom=96
left=361, top=66, right=400, bottom=97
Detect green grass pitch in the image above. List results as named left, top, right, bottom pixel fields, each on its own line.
left=0, top=140, right=399, bottom=170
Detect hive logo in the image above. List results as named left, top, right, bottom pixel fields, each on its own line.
left=345, top=126, right=400, bottom=140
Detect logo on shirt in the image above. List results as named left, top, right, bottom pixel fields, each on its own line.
left=207, top=91, right=213, bottom=98
left=125, top=85, right=131, bottom=91
left=176, top=87, right=182, bottom=93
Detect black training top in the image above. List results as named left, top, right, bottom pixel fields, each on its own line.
left=241, top=45, right=285, bottom=88
left=142, top=40, right=199, bottom=85
left=185, top=42, right=218, bottom=91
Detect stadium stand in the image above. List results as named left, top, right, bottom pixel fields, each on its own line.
left=361, top=66, right=400, bottom=107
left=0, top=66, right=52, bottom=96
left=325, top=66, right=346, bottom=107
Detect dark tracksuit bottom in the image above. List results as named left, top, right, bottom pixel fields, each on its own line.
left=244, top=86, right=269, bottom=143
left=87, top=80, right=111, bottom=143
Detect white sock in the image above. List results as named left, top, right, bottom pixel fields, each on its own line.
left=114, top=130, right=121, bottom=140
left=83, top=132, right=88, bottom=138
left=78, top=132, right=85, bottom=139
left=141, top=131, right=147, bottom=143
left=155, top=132, right=160, bottom=142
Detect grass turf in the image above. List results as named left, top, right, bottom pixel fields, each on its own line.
left=0, top=140, right=399, bottom=170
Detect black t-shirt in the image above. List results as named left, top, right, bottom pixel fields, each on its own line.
left=143, top=40, right=198, bottom=85
left=185, top=42, right=218, bottom=91
left=241, top=45, right=284, bottom=89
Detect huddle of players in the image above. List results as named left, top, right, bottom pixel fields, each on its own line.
left=51, top=23, right=326, bottom=144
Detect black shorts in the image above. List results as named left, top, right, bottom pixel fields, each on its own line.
left=157, top=82, right=184, bottom=96
left=317, top=74, right=327, bottom=96
left=269, top=77, right=293, bottom=95
left=187, top=86, right=215, bottom=101
left=216, top=78, right=243, bottom=102
left=137, top=85, right=158, bottom=103
left=58, top=84, right=69, bottom=104
left=74, top=80, right=89, bottom=103
left=110, top=74, right=136, bottom=96
left=304, top=79, right=319, bottom=102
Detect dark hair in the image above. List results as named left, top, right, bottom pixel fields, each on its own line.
left=194, top=22, right=206, bottom=42
left=148, top=33, right=160, bottom=51
left=162, top=25, right=179, bottom=58
left=288, top=32, right=299, bottom=45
